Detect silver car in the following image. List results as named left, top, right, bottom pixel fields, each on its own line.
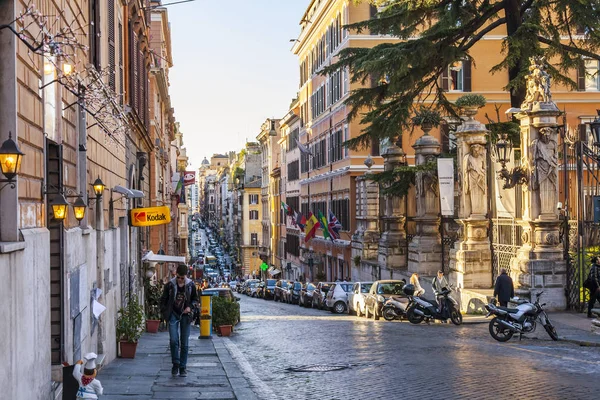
left=348, top=282, right=373, bottom=317
left=325, top=282, right=354, bottom=314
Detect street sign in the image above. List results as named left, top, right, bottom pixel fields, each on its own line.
left=129, top=206, right=171, bottom=227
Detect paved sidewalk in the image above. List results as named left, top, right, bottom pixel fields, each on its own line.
left=548, top=312, right=600, bottom=347
left=100, top=326, right=257, bottom=400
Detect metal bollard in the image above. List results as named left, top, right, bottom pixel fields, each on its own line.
left=199, top=294, right=212, bottom=339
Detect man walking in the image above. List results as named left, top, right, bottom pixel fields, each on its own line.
left=494, top=268, right=514, bottom=307
left=587, top=257, right=600, bottom=318
left=160, top=264, right=198, bottom=377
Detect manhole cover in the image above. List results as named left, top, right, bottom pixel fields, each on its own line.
left=286, top=364, right=350, bottom=372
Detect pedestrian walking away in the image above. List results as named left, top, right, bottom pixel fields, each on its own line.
left=494, top=268, right=514, bottom=307
left=585, top=256, right=600, bottom=318
left=160, top=264, right=199, bottom=377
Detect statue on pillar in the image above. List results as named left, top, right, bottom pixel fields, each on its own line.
left=463, top=143, right=487, bottom=216
left=531, top=127, right=558, bottom=216
left=521, top=57, right=552, bottom=110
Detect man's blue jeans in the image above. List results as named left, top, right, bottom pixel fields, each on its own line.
left=169, top=313, right=191, bottom=368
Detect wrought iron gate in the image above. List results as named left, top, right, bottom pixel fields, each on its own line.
left=490, top=218, right=523, bottom=284
left=561, top=123, right=600, bottom=311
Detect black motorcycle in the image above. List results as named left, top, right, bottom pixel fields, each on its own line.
left=406, top=287, right=462, bottom=325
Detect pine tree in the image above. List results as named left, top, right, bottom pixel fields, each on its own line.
left=327, top=0, right=600, bottom=150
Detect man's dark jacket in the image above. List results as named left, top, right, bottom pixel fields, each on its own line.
left=160, top=277, right=198, bottom=321
left=494, top=273, right=514, bottom=303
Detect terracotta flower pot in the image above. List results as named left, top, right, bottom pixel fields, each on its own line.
left=146, top=319, right=160, bottom=333
left=119, top=341, right=138, bottom=358
left=218, top=325, right=232, bottom=337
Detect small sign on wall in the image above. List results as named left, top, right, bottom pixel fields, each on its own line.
left=437, top=158, right=455, bottom=216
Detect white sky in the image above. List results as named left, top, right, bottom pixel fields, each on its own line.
left=168, top=0, right=309, bottom=170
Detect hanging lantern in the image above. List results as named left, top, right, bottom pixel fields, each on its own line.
left=0, top=132, right=25, bottom=181
left=92, top=176, right=105, bottom=197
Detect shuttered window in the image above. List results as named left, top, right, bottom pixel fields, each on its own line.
left=89, top=0, right=101, bottom=69
left=108, top=0, right=116, bottom=90
left=118, top=22, right=123, bottom=103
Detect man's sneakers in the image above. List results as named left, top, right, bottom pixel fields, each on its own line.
left=171, top=364, right=179, bottom=376
left=179, top=367, right=187, bottom=377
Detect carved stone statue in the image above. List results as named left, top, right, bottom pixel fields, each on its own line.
left=532, top=127, right=558, bottom=216
left=521, top=57, right=552, bottom=109
left=463, top=143, right=487, bottom=216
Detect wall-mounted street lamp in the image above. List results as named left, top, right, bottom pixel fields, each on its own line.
left=0, top=132, right=25, bottom=191
left=494, top=132, right=528, bottom=189
left=92, top=177, right=106, bottom=198
left=44, top=179, right=105, bottom=223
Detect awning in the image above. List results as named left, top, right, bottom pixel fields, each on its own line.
left=142, top=251, right=185, bottom=264
left=268, top=268, right=281, bottom=276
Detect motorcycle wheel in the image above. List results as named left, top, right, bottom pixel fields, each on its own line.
left=382, top=307, right=396, bottom=321
left=450, top=308, right=463, bottom=326
left=544, top=322, right=559, bottom=341
left=407, top=306, right=424, bottom=324
left=489, top=317, right=514, bottom=342
left=356, top=304, right=363, bottom=317
left=365, top=304, right=372, bottom=319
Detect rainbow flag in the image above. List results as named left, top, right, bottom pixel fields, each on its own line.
left=317, top=210, right=331, bottom=241
left=304, top=212, right=320, bottom=243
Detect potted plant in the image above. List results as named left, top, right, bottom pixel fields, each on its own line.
left=411, top=107, right=442, bottom=132
left=353, top=255, right=362, bottom=267
left=116, top=295, right=145, bottom=358
left=454, top=94, right=486, bottom=117
left=211, top=296, right=240, bottom=337
left=144, top=278, right=163, bottom=333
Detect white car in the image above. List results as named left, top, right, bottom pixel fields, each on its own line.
left=348, top=282, right=374, bottom=317
left=325, top=282, right=354, bottom=314
left=228, top=281, right=237, bottom=291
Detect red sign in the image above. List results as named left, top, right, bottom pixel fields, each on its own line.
left=184, top=171, right=196, bottom=186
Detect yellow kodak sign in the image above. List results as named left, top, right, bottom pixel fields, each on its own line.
left=129, top=206, right=171, bottom=227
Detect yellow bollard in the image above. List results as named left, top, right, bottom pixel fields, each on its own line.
left=199, top=294, right=212, bottom=339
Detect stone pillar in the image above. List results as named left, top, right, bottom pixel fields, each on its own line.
left=408, top=130, right=442, bottom=275
left=449, top=108, right=492, bottom=288
left=512, top=58, right=565, bottom=309
left=378, top=142, right=406, bottom=269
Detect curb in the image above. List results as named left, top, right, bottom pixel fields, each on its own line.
left=559, top=337, right=600, bottom=347
left=212, top=336, right=259, bottom=400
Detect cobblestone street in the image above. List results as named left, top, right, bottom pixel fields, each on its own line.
left=228, top=296, right=600, bottom=400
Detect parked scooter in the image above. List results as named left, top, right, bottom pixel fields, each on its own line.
left=406, top=286, right=462, bottom=325
left=485, top=291, right=558, bottom=342
left=382, top=296, right=409, bottom=321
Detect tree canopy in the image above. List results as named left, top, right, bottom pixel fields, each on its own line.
left=326, top=0, right=600, bottom=150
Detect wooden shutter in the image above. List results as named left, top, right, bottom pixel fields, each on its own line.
left=108, top=0, right=116, bottom=90
left=462, top=59, right=472, bottom=92
left=369, top=5, right=378, bottom=18
left=578, top=124, right=587, bottom=142
left=118, top=22, right=123, bottom=103
left=440, top=124, right=450, bottom=154
left=441, top=67, right=449, bottom=91
left=577, top=60, right=586, bottom=91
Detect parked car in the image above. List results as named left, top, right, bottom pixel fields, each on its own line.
left=255, top=282, right=266, bottom=298
left=274, top=280, right=289, bottom=302
left=313, top=282, right=334, bottom=310
left=262, top=279, right=277, bottom=300
left=299, top=283, right=317, bottom=307
left=228, top=281, right=237, bottom=291
left=325, top=282, right=354, bottom=314
left=348, top=282, right=374, bottom=316
left=290, top=281, right=303, bottom=304
left=364, top=280, right=408, bottom=320
left=245, top=281, right=259, bottom=296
